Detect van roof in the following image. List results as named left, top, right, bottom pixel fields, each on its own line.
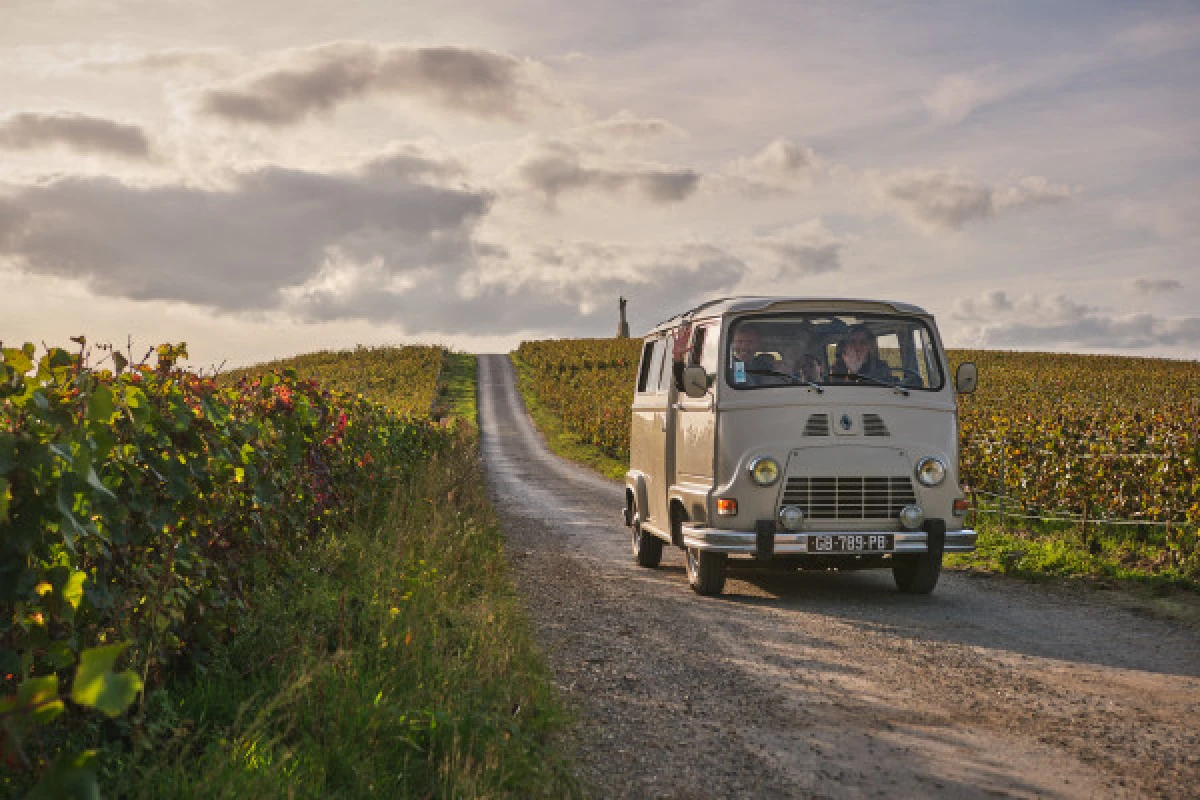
left=645, top=296, right=932, bottom=335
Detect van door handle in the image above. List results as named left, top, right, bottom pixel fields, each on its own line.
left=661, top=414, right=667, bottom=432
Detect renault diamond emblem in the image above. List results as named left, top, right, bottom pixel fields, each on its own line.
left=839, top=413, right=853, bottom=431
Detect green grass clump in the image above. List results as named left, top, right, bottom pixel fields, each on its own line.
left=435, top=352, right=478, bottom=426
left=121, top=427, right=580, bottom=798
left=947, top=509, right=1200, bottom=594
left=510, top=352, right=627, bottom=481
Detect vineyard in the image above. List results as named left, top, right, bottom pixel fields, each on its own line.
left=0, top=342, right=495, bottom=795
left=225, top=344, right=445, bottom=418
left=514, top=338, right=1200, bottom=578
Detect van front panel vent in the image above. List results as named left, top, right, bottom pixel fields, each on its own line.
left=802, top=414, right=830, bottom=436
left=781, top=476, right=916, bottom=519
left=862, top=414, right=889, bottom=437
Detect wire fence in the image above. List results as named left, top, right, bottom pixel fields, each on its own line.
left=963, top=435, right=1199, bottom=535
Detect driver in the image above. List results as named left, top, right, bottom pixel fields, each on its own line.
left=729, top=322, right=778, bottom=384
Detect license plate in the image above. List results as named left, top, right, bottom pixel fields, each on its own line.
left=807, top=534, right=894, bottom=553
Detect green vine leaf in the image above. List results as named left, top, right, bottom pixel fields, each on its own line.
left=70, top=643, right=143, bottom=718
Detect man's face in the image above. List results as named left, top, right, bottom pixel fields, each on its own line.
left=732, top=327, right=762, bottom=360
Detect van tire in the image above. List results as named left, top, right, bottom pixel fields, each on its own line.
left=686, top=547, right=727, bottom=596
left=892, top=550, right=942, bottom=594
left=631, top=505, right=663, bottom=568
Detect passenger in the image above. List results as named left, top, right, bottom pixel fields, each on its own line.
left=784, top=346, right=824, bottom=383
left=831, top=325, right=893, bottom=383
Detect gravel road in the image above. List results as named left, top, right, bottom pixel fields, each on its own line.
left=477, top=354, right=1200, bottom=799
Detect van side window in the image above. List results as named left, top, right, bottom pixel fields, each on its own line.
left=654, top=334, right=675, bottom=393
left=638, top=338, right=657, bottom=393
left=691, top=325, right=719, bottom=383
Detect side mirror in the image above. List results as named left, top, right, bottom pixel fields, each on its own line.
left=681, top=365, right=709, bottom=398
left=955, top=362, right=978, bottom=394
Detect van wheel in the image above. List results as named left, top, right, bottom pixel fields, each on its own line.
left=630, top=504, right=663, bottom=568
left=892, top=550, right=942, bottom=594
left=686, top=547, right=727, bottom=596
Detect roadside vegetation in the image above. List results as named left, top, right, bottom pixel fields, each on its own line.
left=2, top=341, right=578, bottom=798
left=512, top=337, right=1200, bottom=590
left=434, top=352, right=478, bottom=427
left=511, top=342, right=632, bottom=481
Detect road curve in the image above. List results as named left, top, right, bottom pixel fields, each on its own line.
left=477, top=353, right=1200, bottom=799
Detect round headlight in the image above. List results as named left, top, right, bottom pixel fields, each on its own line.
left=915, top=457, right=946, bottom=487
left=778, top=505, right=805, bottom=531
left=899, top=504, right=925, bottom=530
left=748, top=457, right=780, bottom=487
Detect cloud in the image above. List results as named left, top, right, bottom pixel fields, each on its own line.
left=921, top=74, right=988, bottom=125
left=516, top=144, right=700, bottom=207
left=577, top=110, right=685, bottom=143
left=1133, top=278, right=1184, bottom=293
left=81, top=49, right=231, bottom=74
left=880, top=170, right=1072, bottom=232
left=951, top=290, right=1200, bottom=349
left=0, top=150, right=490, bottom=313
left=0, top=112, right=152, bottom=158
left=200, top=42, right=543, bottom=126
left=723, top=139, right=819, bottom=196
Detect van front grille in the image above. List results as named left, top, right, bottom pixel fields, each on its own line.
left=781, top=476, right=916, bottom=519
left=862, top=414, right=889, bottom=436
left=802, top=414, right=829, bottom=436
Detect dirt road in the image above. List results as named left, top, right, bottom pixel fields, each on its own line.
left=477, top=354, right=1200, bottom=799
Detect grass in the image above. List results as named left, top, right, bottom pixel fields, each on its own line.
left=435, top=352, right=478, bottom=427
left=115, top=427, right=580, bottom=798
left=56, top=350, right=581, bottom=798
left=947, top=507, right=1200, bottom=619
left=509, top=352, right=627, bottom=481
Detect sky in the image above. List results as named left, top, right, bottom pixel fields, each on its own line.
left=1, top=0, right=1197, bottom=367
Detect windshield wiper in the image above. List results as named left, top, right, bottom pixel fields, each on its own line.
left=829, top=371, right=909, bottom=396
left=746, top=368, right=824, bottom=393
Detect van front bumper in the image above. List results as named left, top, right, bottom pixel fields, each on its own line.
left=679, top=523, right=976, bottom=556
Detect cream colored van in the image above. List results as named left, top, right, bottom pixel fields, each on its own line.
left=623, top=297, right=978, bottom=596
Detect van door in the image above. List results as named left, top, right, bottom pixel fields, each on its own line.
left=630, top=336, right=669, bottom=525
left=674, top=323, right=718, bottom=488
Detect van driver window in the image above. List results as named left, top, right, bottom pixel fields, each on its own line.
left=691, top=325, right=719, bottom=377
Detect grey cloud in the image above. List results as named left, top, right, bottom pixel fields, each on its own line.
left=83, top=49, right=229, bottom=73
left=748, top=139, right=814, bottom=174
left=518, top=150, right=700, bottom=207
left=582, top=111, right=684, bottom=142
left=951, top=289, right=1014, bottom=320
left=201, top=43, right=538, bottom=126
left=883, top=171, right=1071, bottom=232
left=723, top=139, right=819, bottom=198
left=952, top=290, right=1200, bottom=348
left=1133, top=278, right=1184, bottom=293
left=759, top=241, right=841, bottom=277
left=978, top=313, right=1200, bottom=349
left=286, top=237, right=749, bottom=336
left=0, top=152, right=490, bottom=312
left=0, top=112, right=151, bottom=158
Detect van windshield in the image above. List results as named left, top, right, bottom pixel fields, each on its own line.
left=727, top=313, right=945, bottom=391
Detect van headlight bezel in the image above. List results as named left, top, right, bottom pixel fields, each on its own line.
left=915, top=456, right=947, bottom=487
left=747, top=456, right=781, bottom=487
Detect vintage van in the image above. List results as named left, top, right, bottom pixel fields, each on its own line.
left=623, top=297, right=978, bottom=596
